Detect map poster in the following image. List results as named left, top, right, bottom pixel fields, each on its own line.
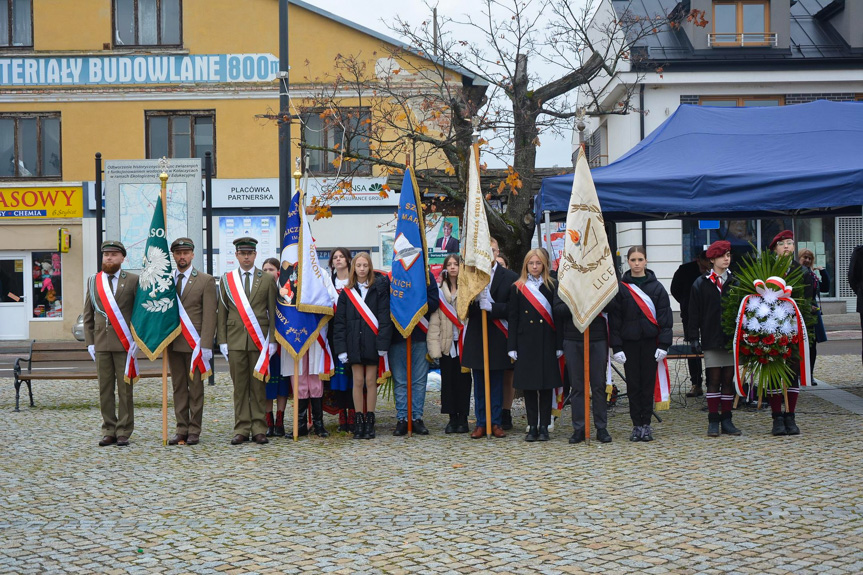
left=105, top=159, right=203, bottom=272
left=218, top=216, right=279, bottom=277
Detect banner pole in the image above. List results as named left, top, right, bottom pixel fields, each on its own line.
left=162, top=351, right=168, bottom=446
left=583, top=327, right=590, bottom=445
left=293, top=355, right=300, bottom=441
left=407, top=337, right=413, bottom=436
left=482, top=309, right=492, bottom=438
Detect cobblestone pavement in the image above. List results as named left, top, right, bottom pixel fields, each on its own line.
left=2, top=353, right=862, bottom=574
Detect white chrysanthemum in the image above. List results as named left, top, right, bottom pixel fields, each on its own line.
left=779, top=320, right=795, bottom=335
left=761, top=317, right=779, bottom=334
left=747, top=318, right=762, bottom=332
left=779, top=301, right=795, bottom=317
left=746, top=296, right=762, bottom=312
left=771, top=304, right=790, bottom=321
left=761, top=289, right=781, bottom=304
left=756, top=303, right=771, bottom=318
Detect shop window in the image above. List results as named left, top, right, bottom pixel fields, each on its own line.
left=0, top=0, right=32, bottom=48
left=762, top=217, right=836, bottom=297
left=31, top=251, right=63, bottom=318
left=700, top=96, right=783, bottom=107
left=711, top=1, right=773, bottom=46
left=301, top=109, right=371, bottom=176
left=146, top=111, right=214, bottom=173
left=0, top=113, right=62, bottom=179
left=114, top=0, right=181, bottom=47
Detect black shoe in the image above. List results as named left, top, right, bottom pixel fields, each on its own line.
left=455, top=414, right=470, bottom=434
left=393, top=419, right=408, bottom=436
left=444, top=414, right=458, bottom=434
left=537, top=426, right=550, bottom=441
left=353, top=412, right=366, bottom=439
left=641, top=425, right=654, bottom=442
left=597, top=428, right=612, bottom=443
left=568, top=430, right=585, bottom=444
left=296, top=399, right=309, bottom=437
left=707, top=412, right=721, bottom=437
left=771, top=412, right=787, bottom=436
left=721, top=412, right=742, bottom=436
left=501, top=409, right=513, bottom=431
left=364, top=412, right=376, bottom=439
left=630, top=426, right=642, bottom=442
left=412, top=419, right=429, bottom=435
left=311, top=398, right=329, bottom=437
left=784, top=413, right=800, bottom=435
left=525, top=426, right=539, bottom=442
left=686, top=385, right=704, bottom=398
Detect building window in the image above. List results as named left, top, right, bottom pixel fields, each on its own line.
left=301, top=109, right=371, bottom=176
left=0, top=114, right=62, bottom=179
left=31, top=252, right=63, bottom=319
left=700, top=96, right=784, bottom=107
left=711, top=1, right=773, bottom=46
left=146, top=111, right=214, bottom=172
left=0, top=0, right=32, bottom=48
left=114, top=0, right=181, bottom=47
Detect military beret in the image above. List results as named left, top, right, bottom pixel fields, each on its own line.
left=170, top=237, right=195, bottom=252
left=768, top=230, right=793, bottom=250
left=233, top=237, right=258, bottom=250
left=101, top=240, right=126, bottom=257
left=705, top=240, right=731, bottom=260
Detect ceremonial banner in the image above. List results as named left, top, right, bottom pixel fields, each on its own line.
left=391, top=167, right=429, bottom=336
left=131, top=194, right=181, bottom=360
left=557, top=147, right=618, bottom=332
left=275, top=190, right=333, bottom=359
left=457, top=148, right=493, bottom=320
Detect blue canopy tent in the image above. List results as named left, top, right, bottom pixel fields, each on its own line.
left=536, top=101, right=863, bottom=222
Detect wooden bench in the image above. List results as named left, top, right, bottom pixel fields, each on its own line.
left=13, top=340, right=166, bottom=412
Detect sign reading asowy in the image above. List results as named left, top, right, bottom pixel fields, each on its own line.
left=0, top=185, right=83, bottom=218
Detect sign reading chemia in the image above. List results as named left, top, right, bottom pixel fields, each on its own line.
left=0, top=187, right=83, bottom=218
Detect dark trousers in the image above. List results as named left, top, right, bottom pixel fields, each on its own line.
left=524, top=389, right=553, bottom=428
left=564, top=339, right=608, bottom=433
left=688, top=356, right=703, bottom=387
left=472, top=369, right=503, bottom=427
left=622, top=338, right=657, bottom=426
left=440, top=353, right=472, bottom=415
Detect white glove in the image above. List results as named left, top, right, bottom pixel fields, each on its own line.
left=268, top=342, right=278, bottom=357
left=612, top=351, right=626, bottom=364
left=378, top=350, right=388, bottom=358
left=220, top=343, right=229, bottom=361
left=201, top=348, right=213, bottom=363
left=655, top=349, right=668, bottom=363
left=556, top=350, right=563, bottom=359
left=87, top=345, right=96, bottom=361
left=338, top=353, right=348, bottom=364
left=508, top=350, right=518, bottom=361
left=479, top=296, right=492, bottom=312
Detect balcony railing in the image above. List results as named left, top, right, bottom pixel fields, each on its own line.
left=708, top=32, right=778, bottom=47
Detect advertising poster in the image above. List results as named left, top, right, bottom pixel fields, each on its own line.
left=542, top=222, right=567, bottom=271
left=426, top=214, right=461, bottom=266
left=219, top=216, right=279, bottom=276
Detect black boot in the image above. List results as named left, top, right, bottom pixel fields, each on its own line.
left=445, top=414, right=458, bottom=434
left=297, top=399, right=309, bottom=437
left=707, top=412, right=721, bottom=437
left=353, top=412, right=365, bottom=439
left=721, top=412, right=742, bottom=436
left=265, top=411, right=275, bottom=437
left=501, top=409, right=513, bottom=431
left=524, top=426, right=538, bottom=442
left=311, top=397, right=329, bottom=437
left=274, top=410, right=286, bottom=437
left=771, top=412, right=787, bottom=436
left=784, top=413, right=800, bottom=435
left=365, top=412, right=376, bottom=439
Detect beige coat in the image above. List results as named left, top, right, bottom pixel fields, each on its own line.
left=427, top=281, right=458, bottom=359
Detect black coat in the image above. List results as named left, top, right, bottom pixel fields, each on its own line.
left=333, top=275, right=392, bottom=365
left=670, top=260, right=703, bottom=324
left=609, top=269, right=673, bottom=353
left=390, top=270, right=440, bottom=344
left=553, top=290, right=612, bottom=342
left=461, top=265, right=518, bottom=371
left=686, top=271, right=738, bottom=351
left=508, top=281, right=562, bottom=390
left=850, top=245, right=863, bottom=313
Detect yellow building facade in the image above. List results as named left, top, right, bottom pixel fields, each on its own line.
left=0, top=0, right=474, bottom=340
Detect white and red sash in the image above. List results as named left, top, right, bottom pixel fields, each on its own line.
left=519, top=281, right=555, bottom=329
left=176, top=294, right=211, bottom=379
left=438, top=287, right=466, bottom=361
left=95, top=272, right=139, bottom=384
left=343, top=286, right=390, bottom=382
left=224, top=269, right=270, bottom=381
left=622, top=282, right=670, bottom=406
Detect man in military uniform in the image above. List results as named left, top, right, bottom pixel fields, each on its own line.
left=167, top=238, right=217, bottom=446
left=83, top=241, right=140, bottom=447
left=217, top=237, right=277, bottom=445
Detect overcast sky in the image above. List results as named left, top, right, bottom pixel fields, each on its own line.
left=302, top=0, right=576, bottom=169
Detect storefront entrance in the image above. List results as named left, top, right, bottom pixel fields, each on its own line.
left=0, top=252, right=30, bottom=340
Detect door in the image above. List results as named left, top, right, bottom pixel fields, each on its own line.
left=0, top=253, right=30, bottom=340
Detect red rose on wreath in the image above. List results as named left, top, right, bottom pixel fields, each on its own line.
left=754, top=348, right=764, bottom=356
left=742, top=347, right=751, bottom=355
left=768, top=349, right=779, bottom=356
left=762, top=334, right=775, bottom=345
left=758, top=357, right=769, bottom=364
left=747, top=335, right=760, bottom=344
left=792, top=335, right=799, bottom=344
left=783, top=349, right=792, bottom=358
left=779, top=336, right=789, bottom=346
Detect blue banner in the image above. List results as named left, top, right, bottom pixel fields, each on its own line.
left=390, top=168, right=429, bottom=337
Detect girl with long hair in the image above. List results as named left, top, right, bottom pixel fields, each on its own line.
left=262, top=257, right=289, bottom=437
left=328, top=248, right=355, bottom=432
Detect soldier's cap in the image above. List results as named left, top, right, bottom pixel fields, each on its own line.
left=233, top=237, right=258, bottom=251
left=170, top=237, right=195, bottom=252
left=101, top=240, right=126, bottom=257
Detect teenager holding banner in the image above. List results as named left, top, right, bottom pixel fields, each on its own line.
left=333, top=252, right=392, bottom=440
left=609, top=246, right=673, bottom=442
left=687, top=240, right=741, bottom=437
left=428, top=254, right=472, bottom=434
left=329, top=248, right=355, bottom=432
left=166, top=238, right=217, bottom=446
left=507, top=249, right=563, bottom=442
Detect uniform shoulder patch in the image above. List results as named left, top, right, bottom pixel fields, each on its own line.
left=191, top=269, right=198, bottom=277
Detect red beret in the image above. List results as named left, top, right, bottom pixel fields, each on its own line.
left=705, top=240, right=731, bottom=259
left=768, top=230, right=793, bottom=249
